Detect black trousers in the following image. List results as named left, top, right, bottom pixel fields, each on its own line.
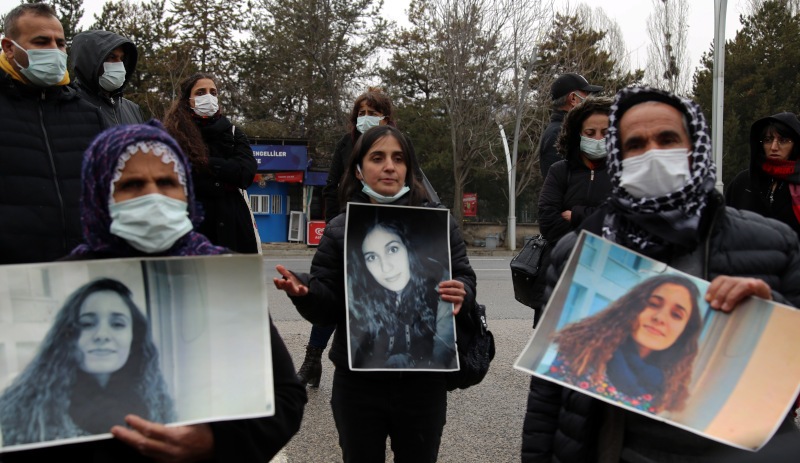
left=331, top=368, right=447, bottom=463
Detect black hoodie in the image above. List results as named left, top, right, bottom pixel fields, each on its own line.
left=725, top=112, right=800, bottom=236
left=70, top=30, right=144, bottom=126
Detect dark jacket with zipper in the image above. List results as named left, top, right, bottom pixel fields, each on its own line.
left=725, top=112, right=800, bottom=237
left=539, top=109, right=567, bottom=179
left=288, top=192, right=476, bottom=373
left=521, top=192, right=800, bottom=463
left=0, top=68, right=105, bottom=264
left=193, top=116, right=259, bottom=253
left=70, top=30, right=144, bottom=126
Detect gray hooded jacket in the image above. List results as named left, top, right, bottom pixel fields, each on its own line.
left=70, top=30, right=144, bottom=126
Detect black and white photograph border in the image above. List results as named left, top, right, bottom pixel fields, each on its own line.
left=344, top=202, right=458, bottom=372
left=0, top=255, right=274, bottom=452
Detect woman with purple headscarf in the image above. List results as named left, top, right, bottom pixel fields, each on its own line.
left=0, top=120, right=306, bottom=463
left=69, top=119, right=227, bottom=259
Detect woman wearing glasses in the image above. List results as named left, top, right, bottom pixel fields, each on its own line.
left=726, top=112, right=800, bottom=237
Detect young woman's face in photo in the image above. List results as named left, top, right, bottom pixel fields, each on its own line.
left=189, top=78, right=218, bottom=108
left=632, top=283, right=693, bottom=358
left=356, top=135, right=408, bottom=198
left=361, top=225, right=411, bottom=293
left=77, top=290, right=134, bottom=385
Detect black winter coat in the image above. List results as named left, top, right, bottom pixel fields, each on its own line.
left=521, top=193, right=800, bottom=462
left=0, top=69, right=105, bottom=264
left=70, top=30, right=144, bottom=126
left=322, top=133, right=354, bottom=222
left=538, top=110, right=566, bottom=179
left=725, top=112, right=800, bottom=237
left=288, top=193, right=477, bottom=372
left=193, top=116, right=259, bottom=253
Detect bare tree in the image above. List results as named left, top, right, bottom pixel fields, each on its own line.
left=645, top=0, right=691, bottom=95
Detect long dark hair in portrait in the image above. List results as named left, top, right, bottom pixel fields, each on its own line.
left=553, top=274, right=703, bottom=412
left=0, top=279, right=175, bottom=445
left=346, top=215, right=448, bottom=367
left=338, top=125, right=430, bottom=209
left=163, top=72, right=218, bottom=169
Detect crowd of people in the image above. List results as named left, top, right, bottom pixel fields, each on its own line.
left=0, top=2, right=799, bottom=462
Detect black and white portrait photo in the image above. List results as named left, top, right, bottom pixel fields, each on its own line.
left=0, top=255, right=274, bottom=452
left=345, top=203, right=458, bottom=371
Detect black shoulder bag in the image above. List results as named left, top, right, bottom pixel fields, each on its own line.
left=446, top=301, right=496, bottom=391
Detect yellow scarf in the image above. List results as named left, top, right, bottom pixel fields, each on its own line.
left=0, top=51, right=69, bottom=85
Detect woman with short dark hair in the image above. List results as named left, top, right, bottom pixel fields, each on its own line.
left=726, top=112, right=800, bottom=237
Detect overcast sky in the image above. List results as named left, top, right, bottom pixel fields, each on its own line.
left=1, top=0, right=749, bottom=77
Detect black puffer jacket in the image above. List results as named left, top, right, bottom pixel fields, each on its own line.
left=193, top=116, right=259, bottom=253
left=725, top=112, right=800, bottom=237
left=0, top=69, right=104, bottom=264
left=521, top=193, right=800, bottom=462
left=538, top=109, right=566, bottom=179
left=70, top=30, right=144, bottom=126
left=289, top=193, right=477, bottom=372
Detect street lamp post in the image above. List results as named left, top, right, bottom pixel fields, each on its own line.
left=712, top=0, right=727, bottom=193
left=506, top=50, right=538, bottom=251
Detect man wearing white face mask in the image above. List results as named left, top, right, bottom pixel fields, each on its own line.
left=70, top=30, right=144, bottom=126
left=522, top=86, right=800, bottom=463
left=0, top=3, right=105, bottom=265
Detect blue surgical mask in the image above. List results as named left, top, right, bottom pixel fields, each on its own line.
left=356, top=165, right=410, bottom=203
left=356, top=115, right=385, bottom=134
left=11, top=40, right=67, bottom=87
left=109, top=193, right=193, bottom=253
left=579, top=136, right=607, bottom=160
left=99, top=61, right=127, bottom=92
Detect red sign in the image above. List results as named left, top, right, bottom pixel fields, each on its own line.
left=463, top=193, right=477, bottom=217
left=255, top=171, right=304, bottom=183
left=307, top=221, right=326, bottom=246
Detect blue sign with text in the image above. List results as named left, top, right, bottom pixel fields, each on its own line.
left=251, top=144, right=308, bottom=171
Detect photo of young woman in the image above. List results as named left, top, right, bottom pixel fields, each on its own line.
left=0, top=278, right=174, bottom=446
left=345, top=204, right=457, bottom=371
left=544, top=274, right=703, bottom=414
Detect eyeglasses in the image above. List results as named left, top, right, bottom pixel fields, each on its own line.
left=761, top=136, right=794, bottom=147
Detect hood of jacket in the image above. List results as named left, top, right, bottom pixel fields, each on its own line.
left=748, top=112, right=800, bottom=176
left=70, top=30, right=137, bottom=96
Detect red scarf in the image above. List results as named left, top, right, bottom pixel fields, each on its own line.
left=762, top=159, right=800, bottom=223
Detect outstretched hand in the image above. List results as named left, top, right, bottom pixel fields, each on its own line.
left=111, top=415, right=213, bottom=462
left=705, top=275, right=772, bottom=313
left=439, top=279, right=466, bottom=315
left=273, top=264, right=309, bottom=297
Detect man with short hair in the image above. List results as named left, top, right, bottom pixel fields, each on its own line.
left=522, top=86, right=800, bottom=462
left=539, top=73, right=602, bottom=179
left=0, top=3, right=105, bottom=264
left=70, top=30, right=144, bottom=126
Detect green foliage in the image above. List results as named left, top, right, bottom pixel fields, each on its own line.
left=692, top=0, right=800, bottom=185
left=235, top=0, right=385, bottom=166
left=92, top=0, right=194, bottom=119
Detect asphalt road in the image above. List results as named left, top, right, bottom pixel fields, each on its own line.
left=264, top=254, right=535, bottom=462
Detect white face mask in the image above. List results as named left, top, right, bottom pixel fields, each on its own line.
left=356, top=115, right=385, bottom=134
left=356, top=165, right=410, bottom=203
left=99, top=61, right=126, bottom=92
left=11, top=39, right=67, bottom=87
left=109, top=193, right=193, bottom=253
left=191, top=93, right=219, bottom=117
left=580, top=136, right=607, bottom=160
left=619, top=148, right=691, bottom=198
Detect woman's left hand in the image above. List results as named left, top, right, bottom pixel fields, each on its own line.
left=111, top=415, right=214, bottom=462
left=705, top=275, right=772, bottom=312
left=439, top=280, right=466, bottom=315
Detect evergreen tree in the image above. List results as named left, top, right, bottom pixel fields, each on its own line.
left=692, top=0, right=800, bottom=184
